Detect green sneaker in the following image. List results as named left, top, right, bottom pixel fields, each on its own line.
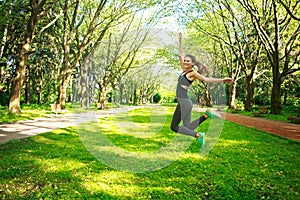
left=197, top=132, right=205, bottom=148
left=205, top=109, right=222, bottom=119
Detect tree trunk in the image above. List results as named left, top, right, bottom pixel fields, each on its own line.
left=228, top=83, right=236, bottom=109
left=0, top=3, right=11, bottom=59
left=8, top=38, right=32, bottom=113
left=57, top=0, right=72, bottom=110
left=204, top=89, right=212, bottom=107
left=8, top=1, right=43, bottom=113
left=57, top=70, right=72, bottom=110
left=244, top=77, right=255, bottom=111
left=271, top=2, right=282, bottom=114
left=98, top=86, right=107, bottom=109
left=37, top=73, right=43, bottom=105
left=133, top=88, right=138, bottom=106
left=25, top=68, right=30, bottom=105
left=81, top=52, right=94, bottom=109
left=271, top=74, right=282, bottom=114
left=125, top=88, right=129, bottom=104
left=119, top=83, right=124, bottom=104
left=37, top=41, right=44, bottom=105
left=283, top=89, right=287, bottom=105
left=81, top=64, right=88, bottom=109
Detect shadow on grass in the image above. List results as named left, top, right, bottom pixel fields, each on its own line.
left=0, top=107, right=299, bottom=199
left=0, top=128, right=120, bottom=199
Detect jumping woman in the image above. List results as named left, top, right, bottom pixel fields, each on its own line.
left=170, top=33, right=233, bottom=147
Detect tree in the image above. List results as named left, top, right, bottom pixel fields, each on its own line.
left=29, top=33, right=60, bottom=104
left=215, top=0, right=267, bottom=111
left=181, top=0, right=242, bottom=108
left=237, top=0, right=300, bottom=114
left=57, top=0, right=112, bottom=110
left=135, top=64, right=162, bottom=104
left=278, top=0, right=300, bottom=21
left=56, top=0, right=161, bottom=110
left=0, top=1, right=14, bottom=104
left=83, top=3, right=170, bottom=109
left=8, top=0, right=59, bottom=113
left=93, top=15, right=154, bottom=109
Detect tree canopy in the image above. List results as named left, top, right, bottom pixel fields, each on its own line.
left=0, top=0, right=299, bottom=114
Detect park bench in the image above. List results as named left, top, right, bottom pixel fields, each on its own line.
left=252, top=106, right=268, bottom=117
left=287, top=109, right=300, bottom=124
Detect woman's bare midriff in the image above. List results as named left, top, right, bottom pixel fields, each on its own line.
left=181, top=85, right=188, bottom=90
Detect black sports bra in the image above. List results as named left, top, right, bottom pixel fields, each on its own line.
left=182, top=70, right=193, bottom=84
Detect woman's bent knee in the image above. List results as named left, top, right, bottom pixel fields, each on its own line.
left=170, top=125, right=179, bottom=132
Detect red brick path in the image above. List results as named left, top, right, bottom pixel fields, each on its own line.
left=223, top=113, right=300, bottom=142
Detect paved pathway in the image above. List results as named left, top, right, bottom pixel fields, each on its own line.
left=0, top=106, right=299, bottom=144
left=0, top=106, right=138, bottom=144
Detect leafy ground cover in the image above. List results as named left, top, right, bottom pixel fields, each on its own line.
left=0, top=106, right=299, bottom=199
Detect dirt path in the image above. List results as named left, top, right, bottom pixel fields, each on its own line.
left=1, top=106, right=299, bottom=144
left=193, top=107, right=300, bottom=142
left=223, top=112, right=300, bottom=142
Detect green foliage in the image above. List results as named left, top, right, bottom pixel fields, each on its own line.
left=0, top=92, right=10, bottom=106
left=254, top=94, right=271, bottom=106
left=1, top=0, right=299, bottom=114
left=234, top=99, right=244, bottom=110
left=285, top=97, right=300, bottom=107
left=153, top=93, right=161, bottom=103
left=281, top=73, right=300, bottom=106
left=158, top=88, right=176, bottom=103
left=0, top=106, right=299, bottom=199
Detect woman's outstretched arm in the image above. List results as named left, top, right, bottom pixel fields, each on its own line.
left=178, top=33, right=184, bottom=70
left=191, top=70, right=234, bottom=83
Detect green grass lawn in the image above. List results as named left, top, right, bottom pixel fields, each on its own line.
left=0, top=106, right=299, bottom=199
left=0, top=104, right=52, bottom=123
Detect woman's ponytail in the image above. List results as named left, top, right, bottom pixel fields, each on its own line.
left=185, top=54, right=208, bottom=74
left=195, top=61, right=207, bottom=74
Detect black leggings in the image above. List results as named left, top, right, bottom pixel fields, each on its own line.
left=170, top=97, right=206, bottom=137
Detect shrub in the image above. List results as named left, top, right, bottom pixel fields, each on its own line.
left=153, top=93, right=161, bottom=103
